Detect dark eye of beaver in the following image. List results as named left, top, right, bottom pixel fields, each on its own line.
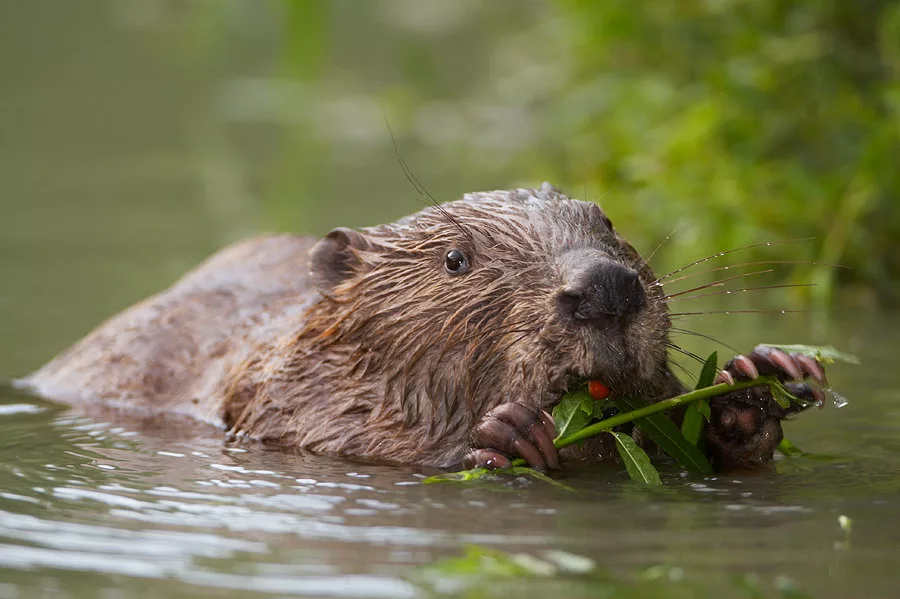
left=444, top=249, right=470, bottom=275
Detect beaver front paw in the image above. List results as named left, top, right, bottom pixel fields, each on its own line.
left=705, top=345, right=827, bottom=470
left=464, top=402, right=560, bottom=470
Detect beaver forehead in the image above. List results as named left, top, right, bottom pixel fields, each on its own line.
left=387, top=186, right=613, bottom=249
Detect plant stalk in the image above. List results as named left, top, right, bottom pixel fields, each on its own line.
left=510, top=377, right=776, bottom=466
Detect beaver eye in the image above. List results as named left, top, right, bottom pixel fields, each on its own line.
left=444, top=249, right=470, bottom=275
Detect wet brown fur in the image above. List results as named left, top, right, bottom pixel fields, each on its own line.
left=25, top=185, right=685, bottom=468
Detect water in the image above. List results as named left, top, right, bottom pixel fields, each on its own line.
left=2, top=338, right=900, bottom=599
left=3, top=3, right=900, bottom=598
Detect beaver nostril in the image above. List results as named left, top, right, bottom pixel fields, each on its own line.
left=557, top=291, right=583, bottom=319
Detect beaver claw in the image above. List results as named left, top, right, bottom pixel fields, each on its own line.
left=465, top=402, right=560, bottom=470
left=705, top=344, right=827, bottom=469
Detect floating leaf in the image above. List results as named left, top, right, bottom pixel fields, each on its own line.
left=552, top=389, right=594, bottom=440
left=763, top=344, right=860, bottom=365
left=838, top=514, right=853, bottom=533
left=422, top=545, right=536, bottom=578
left=777, top=438, right=804, bottom=457
left=423, top=466, right=575, bottom=491
left=423, top=467, right=492, bottom=484
left=614, top=396, right=713, bottom=475
left=609, top=431, right=662, bottom=485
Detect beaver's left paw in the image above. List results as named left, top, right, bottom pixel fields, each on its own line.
left=705, top=345, right=827, bottom=470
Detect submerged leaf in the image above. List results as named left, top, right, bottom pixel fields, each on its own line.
left=552, top=389, right=595, bottom=440
left=764, top=344, right=860, bottom=365
left=614, top=396, right=714, bottom=475
left=610, top=431, right=662, bottom=485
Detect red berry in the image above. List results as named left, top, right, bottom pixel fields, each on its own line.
left=588, top=379, right=610, bottom=400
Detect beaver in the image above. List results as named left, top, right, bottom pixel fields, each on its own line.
left=21, top=184, right=826, bottom=471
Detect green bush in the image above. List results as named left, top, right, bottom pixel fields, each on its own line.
left=276, top=1, right=900, bottom=307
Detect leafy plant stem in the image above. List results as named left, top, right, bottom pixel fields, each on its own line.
left=508, top=376, right=778, bottom=467
left=556, top=377, right=777, bottom=449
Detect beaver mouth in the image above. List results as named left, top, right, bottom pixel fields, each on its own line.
left=542, top=371, right=595, bottom=411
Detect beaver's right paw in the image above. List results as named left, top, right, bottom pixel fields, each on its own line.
left=464, top=402, right=560, bottom=470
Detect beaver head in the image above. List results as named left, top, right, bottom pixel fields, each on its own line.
left=228, top=183, right=673, bottom=466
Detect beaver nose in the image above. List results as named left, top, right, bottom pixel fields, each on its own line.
left=557, top=259, right=646, bottom=325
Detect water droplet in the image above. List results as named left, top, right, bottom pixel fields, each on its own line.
left=827, top=387, right=849, bottom=408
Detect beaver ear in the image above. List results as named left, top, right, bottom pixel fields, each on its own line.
left=309, top=227, right=371, bottom=292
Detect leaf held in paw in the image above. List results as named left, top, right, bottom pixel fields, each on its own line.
left=763, top=344, right=859, bottom=365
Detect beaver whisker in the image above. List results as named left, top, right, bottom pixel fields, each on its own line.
left=668, top=327, right=739, bottom=353
left=666, top=283, right=816, bottom=304
left=663, top=269, right=774, bottom=299
left=386, top=118, right=474, bottom=245
left=661, top=260, right=838, bottom=286
left=653, top=238, right=815, bottom=286
left=666, top=340, right=718, bottom=369
left=668, top=309, right=812, bottom=319
left=667, top=355, right=695, bottom=380
left=644, top=227, right=679, bottom=264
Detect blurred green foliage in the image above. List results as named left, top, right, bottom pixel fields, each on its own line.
left=275, top=0, right=900, bottom=307
left=537, top=0, right=900, bottom=308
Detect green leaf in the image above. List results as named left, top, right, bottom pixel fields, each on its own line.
left=770, top=380, right=798, bottom=409
left=695, top=351, right=719, bottom=389
left=591, top=400, right=610, bottom=420
left=423, top=466, right=575, bottom=491
left=422, top=545, right=537, bottom=578
left=610, top=431, right=661, bottom=485
left=423, top=467, right=492, bottom=483
left=680, top=401, right=707, bottom=447
left=763, top=344, right=860, bottom=365
left=552, top=389, right=595, bottom=440
left=697, top=400, right=711, bottom=420
left=777, top=438, right=804, bottom=457
left=681, top=351, right=716, bottom=446
left=614, top=396, right=714, bottom=475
